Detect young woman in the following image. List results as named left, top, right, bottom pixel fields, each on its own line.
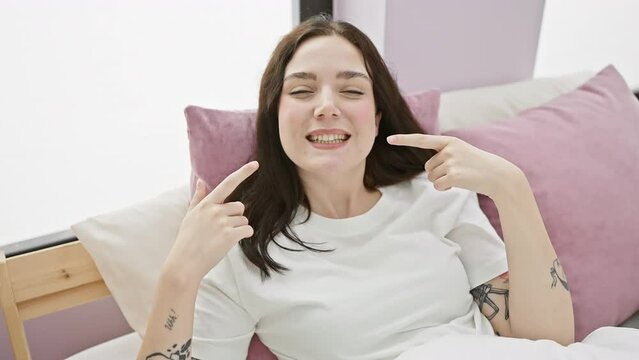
left=137, top=14, right=575, bottom=360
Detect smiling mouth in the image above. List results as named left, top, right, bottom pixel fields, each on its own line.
left=306, top=134, right=351, bottom=144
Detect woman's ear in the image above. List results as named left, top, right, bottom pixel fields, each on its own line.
left=375, top=111, right=382, bottom=135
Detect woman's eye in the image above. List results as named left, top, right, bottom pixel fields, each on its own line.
left=290, top=90, right=312, bottom=95
left=289, top=89, right=364, bottom=96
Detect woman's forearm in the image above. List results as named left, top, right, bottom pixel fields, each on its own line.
left=136, top=265, right=202, bottom=360
left=493, top=170, right=575, bottom=346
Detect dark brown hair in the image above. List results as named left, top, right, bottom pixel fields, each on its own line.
left=227, top=14, right=436, bottom=280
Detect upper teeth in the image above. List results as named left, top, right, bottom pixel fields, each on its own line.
left=309, top=134, right=348, bottom=142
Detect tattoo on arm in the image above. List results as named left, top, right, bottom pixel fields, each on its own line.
left=550, top=258, right=570, bottom=291
left=470, top=280, right=510, bottom=321
left=165, top=308, right=178, bottom=331
left=145, top=338, right=197, bottom=360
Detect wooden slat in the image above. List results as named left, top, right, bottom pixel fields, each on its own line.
left=7, top=241, right=104, bottom=303
left=19, top=279, right=110, bottom=320
left=1, top=241, right=114, bottom=359
left=0, top=251, right=32, bottom=360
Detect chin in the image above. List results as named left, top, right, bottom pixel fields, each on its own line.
left=300, top=158, right=365, bottom=176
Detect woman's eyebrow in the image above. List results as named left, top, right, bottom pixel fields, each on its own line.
left=284, top=72, right=316, bottom=82
left=283, top=71, right=370, bottom=82
left=337, top=70, right=370, bottom=82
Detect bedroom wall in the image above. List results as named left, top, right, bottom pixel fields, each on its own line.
left=334, top=0, right=546, bottom=92
left=0, top=0, right=292, bottom=248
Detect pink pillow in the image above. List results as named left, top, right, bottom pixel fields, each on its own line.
left=185, top=88, right=440, bottom=196
left=184, top=89, right=440, bottom=358
left=443, top=65, right=639, bottom=341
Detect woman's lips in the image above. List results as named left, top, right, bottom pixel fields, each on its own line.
left=307, top=137, right=350, bottom=150
left=306, top=129, right=351, bottom=137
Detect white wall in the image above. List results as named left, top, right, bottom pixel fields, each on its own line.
left=535, top=0, right=639, bottom=88
left=0, top=0, right=292, bottom=246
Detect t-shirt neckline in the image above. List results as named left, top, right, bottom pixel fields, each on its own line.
left=295, top=186, right=393, bottom=236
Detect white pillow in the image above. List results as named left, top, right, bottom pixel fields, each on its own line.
left=438, top=71, right=595, bottom=132
left=70, top=71, right=595, bottom=338
left=71, top=185, right=190, bottom=336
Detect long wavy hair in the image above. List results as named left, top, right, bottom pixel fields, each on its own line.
left=227, top=14, right=436, bottom=280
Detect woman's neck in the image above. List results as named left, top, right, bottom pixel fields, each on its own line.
left=302, top=170, right=382, bottom=219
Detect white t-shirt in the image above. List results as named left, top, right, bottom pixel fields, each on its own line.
left=192, top=172, right=509, bottom=360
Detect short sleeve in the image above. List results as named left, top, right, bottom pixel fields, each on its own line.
left=192, top=254, right=256, bottom=359
left=444, top=189, right=509, bottom=289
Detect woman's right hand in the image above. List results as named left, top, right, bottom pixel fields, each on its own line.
left=162, top=161, right=259, bottom=286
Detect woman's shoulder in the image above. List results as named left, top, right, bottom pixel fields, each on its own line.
left=202, top=245, right=263, bottom=288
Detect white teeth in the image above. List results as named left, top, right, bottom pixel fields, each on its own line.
left=309, top=134, right=348, bottom=142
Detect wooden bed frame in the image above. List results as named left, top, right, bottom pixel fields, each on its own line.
left=0, top=240, right=111, bottom=360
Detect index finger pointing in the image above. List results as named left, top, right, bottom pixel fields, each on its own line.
left=207, top=161, right=259, bottom=204
left=387, top=134, right=449, bottom=151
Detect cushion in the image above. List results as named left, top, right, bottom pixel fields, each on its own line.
left=185, top=89, right=441, bottom=196
left=71, top=186, right=190, bottom=337
left=442, top=65, right=639, bottom=341
left=438, top=71, right=595, bottom=132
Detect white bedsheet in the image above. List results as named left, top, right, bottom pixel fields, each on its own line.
left=396, top=326, right=639, bottom=360
left=67, top=327, right=639, bottom=359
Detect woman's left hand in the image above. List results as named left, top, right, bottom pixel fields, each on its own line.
left=387, top=134, right=523, bottom=199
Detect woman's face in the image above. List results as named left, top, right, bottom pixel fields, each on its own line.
left=278, top=35, right=380, bottom=177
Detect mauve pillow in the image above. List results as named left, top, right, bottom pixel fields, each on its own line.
left=443, top=65, right=639, bottom=341
left=184, top=89, right=439, bottom=359
left=185, top=89, right=441, bottom=196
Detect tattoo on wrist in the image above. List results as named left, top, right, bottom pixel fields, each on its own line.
left=470, top=283, right=510, bottom=320
left=165, top=308, right=178, bottom=331
left=145, top=338, right=193, bottom=360
left=550, top=258, right=570, bottom=291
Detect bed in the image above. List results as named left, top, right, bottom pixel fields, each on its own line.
left=1, top=239, right=638, bottom=359
left=2, top=69, right=639, bottom=359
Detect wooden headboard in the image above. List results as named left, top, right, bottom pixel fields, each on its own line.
left=0, top=241, right=110, bottom=360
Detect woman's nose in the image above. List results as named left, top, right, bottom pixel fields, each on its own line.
left=313, top=89, right=341, bottom=119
